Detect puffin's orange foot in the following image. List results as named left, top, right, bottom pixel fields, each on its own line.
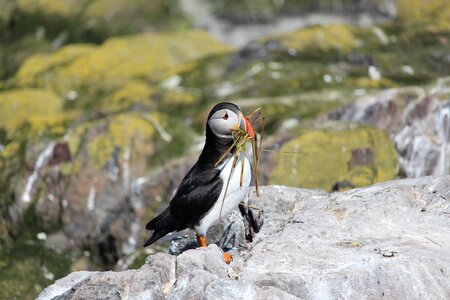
left=196, top=234, right=207, bottom=248
left=223, top=252, right=232, bottom=264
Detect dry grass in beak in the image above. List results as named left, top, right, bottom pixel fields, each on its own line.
left=215, top=108, right=265, bottom=219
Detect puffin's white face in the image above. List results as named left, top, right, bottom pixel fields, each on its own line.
left=208, top=108, right=241, bottom=139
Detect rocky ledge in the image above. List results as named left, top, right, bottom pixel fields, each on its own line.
left=38, top=176, right=450, bottom=299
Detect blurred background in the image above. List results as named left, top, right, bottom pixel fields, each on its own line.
left=0, top=0, right=449, bottom=298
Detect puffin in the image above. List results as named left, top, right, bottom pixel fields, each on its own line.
left=144, top=102, right=255, bottom=263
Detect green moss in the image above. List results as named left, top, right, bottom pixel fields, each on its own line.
left=269, top=123, right=399, bottom=191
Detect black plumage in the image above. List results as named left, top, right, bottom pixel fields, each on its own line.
left=144, top=102, right=242, bottom=247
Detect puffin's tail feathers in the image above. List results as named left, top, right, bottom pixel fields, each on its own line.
left=145, top=207, right=173, bottom=230
left=143, top=208, right=176, bottom=247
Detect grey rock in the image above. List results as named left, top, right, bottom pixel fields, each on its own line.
left=168, top=245, right=228, bottom=299
left=36, top=271, right=94, bottom=300
left=208, top=208, right=246, bottom=250
left=37, top=253, right=176, bottom=300
left=328, top=79, right=450, bottom=177
left=241, top=177, right=450, bottom=299
left=203, top=280, right=301, bottom=300
left=39, top=176, right=450, bottom=299
left=168, top=235, right=197, bottom=256
left=175, top=244, right=227, bottom=278
left=168, top=269, right=218, bottom=300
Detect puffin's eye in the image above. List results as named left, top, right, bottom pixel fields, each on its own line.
left=223, top=112, right=229, bottom=120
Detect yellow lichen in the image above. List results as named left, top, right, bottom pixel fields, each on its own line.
left=0, top=89, right=63, bottom=132
left=15, top=44, right=97, bottom=87
left=103, top=80, right=155, bottom=112
left=274, top=24, right=357, bottom=54
left=269, top=124, right=398, bottom=191
left=15, top=31, right=229, bottom=95
left=156, top=88, right=199, bottom=106
left=25, top=113, right=75, bottom=137
left=87, top=135, right=116, bottom=169
left=59, top=31, right=228, bottom=84
left=78, top=113, right=155, bottom=169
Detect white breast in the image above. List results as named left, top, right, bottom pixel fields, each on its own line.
left=194, top=152, right=252, bottom=236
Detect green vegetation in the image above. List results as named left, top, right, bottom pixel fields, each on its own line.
left=0, top=203, right=72, bottom=300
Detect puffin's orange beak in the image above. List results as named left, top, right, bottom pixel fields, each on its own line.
left=240, top=114, right=255, bottom=139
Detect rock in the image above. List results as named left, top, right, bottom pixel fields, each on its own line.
left=269, top=122, right=399, bottom=191
left=36, top=271, right=93, bottom=300
left=172, top=18, right=448, bottom=134
left=241, top=176, right=450, bottom=299
left=37, top=253, right=176, bottom=300
left=327, top=87, right=425, bottom=129
left=135, top=156, right=196, bottom=223
left=169, top=245, right=228, bottom=299
left=207, top=208, right=246, bottom=250
left=328, top=79, right=450, bottom=177
left=61, top=113, right=156, bottom=265
left=9, top=112, right=159, bottom=266
left=168, top=208, right=246, bottom=255
left=39, top=176, right=450, bottom=299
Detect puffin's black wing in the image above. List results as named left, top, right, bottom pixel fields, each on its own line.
left=144, top=165, right=223, bottom=247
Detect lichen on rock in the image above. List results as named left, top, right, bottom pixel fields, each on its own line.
left=14, top=30, right=229, bottom=103
left=269, top=123, right=399, bottom=191
left=14, top=44, right=97, bottom=88
left=0, top=88, right=64, bottom=133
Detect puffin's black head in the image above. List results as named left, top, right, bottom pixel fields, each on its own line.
left=206, top=102, right=255, bottom=140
